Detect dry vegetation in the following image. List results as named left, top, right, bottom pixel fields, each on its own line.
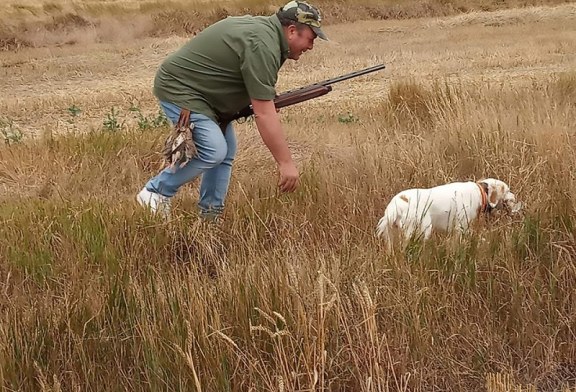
left=0, top=0, right=572, bottom=51
left=1, top=1, right=576, bottom=391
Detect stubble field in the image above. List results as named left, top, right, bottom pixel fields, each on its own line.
left=0, top=1, right=575, bottom=391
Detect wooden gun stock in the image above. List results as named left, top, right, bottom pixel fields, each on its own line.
left=274, top=85, right=332, bottom=109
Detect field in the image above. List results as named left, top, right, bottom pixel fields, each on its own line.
left=1, top=0, right=576, bottom=391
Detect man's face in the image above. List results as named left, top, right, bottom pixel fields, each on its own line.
left=287, top=25, right=316, bottom=60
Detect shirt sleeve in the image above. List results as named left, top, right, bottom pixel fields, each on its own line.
left=240, top=36, right=279, bottom=101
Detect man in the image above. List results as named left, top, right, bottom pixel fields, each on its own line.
left=137, top=0, right=327, bottom=219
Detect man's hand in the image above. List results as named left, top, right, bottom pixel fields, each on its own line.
left=251, top=98, right=300, bottom=193
left=278, top=161, right=299, bottom=193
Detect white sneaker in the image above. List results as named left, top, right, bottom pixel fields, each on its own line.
left=136, top=187, right=171, bottom=218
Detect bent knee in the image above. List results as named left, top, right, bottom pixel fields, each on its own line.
left=226, top=144, right=237, bottom=162
left=199, top=144, right=227, bottom=166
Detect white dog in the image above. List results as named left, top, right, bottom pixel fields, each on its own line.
left=376, top=178, right=521, bottom=249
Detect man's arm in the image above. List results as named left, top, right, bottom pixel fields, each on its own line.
left=251, top=98, right=299, bottom=193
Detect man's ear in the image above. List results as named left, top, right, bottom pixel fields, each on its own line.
left=285, top=24, right=297, bottom=39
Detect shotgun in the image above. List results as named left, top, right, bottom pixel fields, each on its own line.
left=219, top=63, right=386, bottom=129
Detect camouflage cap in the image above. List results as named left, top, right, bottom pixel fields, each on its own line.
left=277, top=1, right=328, bottom=40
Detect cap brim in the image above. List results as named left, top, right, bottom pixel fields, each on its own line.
left=311, top=26, right=328, bottom=40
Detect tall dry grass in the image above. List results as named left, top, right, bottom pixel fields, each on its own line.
left=0, top=70, right=575, bottom=390
left=1, top=1, right=575, bottom=391
left=0, top=0, right=573, bottom=50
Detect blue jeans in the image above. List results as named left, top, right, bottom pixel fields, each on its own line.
left=145, top=101, right=237, bottom=216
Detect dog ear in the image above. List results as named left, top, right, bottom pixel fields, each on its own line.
left=485, top=182, right=505, bottom=209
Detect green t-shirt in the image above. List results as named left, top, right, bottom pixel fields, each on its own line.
left=153, top=14, right=289, bottom=123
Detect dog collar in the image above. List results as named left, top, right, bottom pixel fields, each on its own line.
left=476, top=182, right=489, bottom=214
